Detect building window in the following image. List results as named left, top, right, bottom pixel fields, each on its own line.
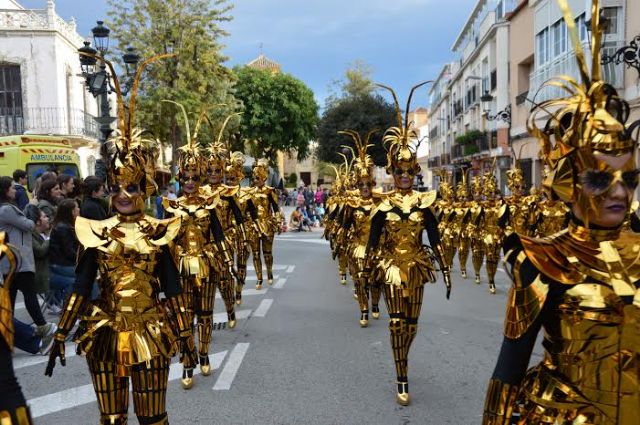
left=575, top=14, right=588, bottom=42
left=0, top=64, right=23, bottom=135
left=602, top=7, right=621, bottom=37
left=536, top=28, right=550, bottom=67
left=552, top=19, right=567, bottom=57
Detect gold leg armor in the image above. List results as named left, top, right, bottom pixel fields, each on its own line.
left=236, top=246, right=248, bottom=304
left=355, top=277, right=369, bottom=327
left=250, top=238, right=263, bottom=288
left=482, top=379, right=519, bottom=425
left=0, top=407, right=33, bottom=425
left=485, top=245, right=500, bottom=294
left=471, top=239, right=485, bottom=284
left=87, top=358, right=129, bottom=424
left=370, top=282, right=381, bottom=319
left=264, top=237, right=274, bottom=284
left=196, top=277, right=216, bottom=357
left=458, top=235, right=470, bottom=278
left=218, top=273, right=237, bottom=329
left=338, top=253, right=348, bottom=285
left=131, top=357, right=170, bottom=425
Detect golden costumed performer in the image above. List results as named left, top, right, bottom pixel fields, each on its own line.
left=205, top=117, right=247, bottom=324
left=469, top=174, right=486, bottom=284
left=454, top=169, right=472, bottom=278
left=483, top=2, right=640, bottom=423
left=45, top=54, right=196, bottom=425
left=162, top=104, right=234, bottom=390
left=435, top=170, right=458, bottom=271
left=338, top=130, right=382, bottom=327
left=479, top=167, right=507, bottom=294
left=0, top=232, right=33, bottom=424
left=225, top=151, right=258, bottom=305
left=247, top=159, right=281, bottom=289
left=364, top=83, right=451, bottom=406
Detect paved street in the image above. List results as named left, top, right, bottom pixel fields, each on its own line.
left=13, top=223, right=539, bottom=425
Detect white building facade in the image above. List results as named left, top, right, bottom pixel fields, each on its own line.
left=0, top=0, right=100, bottom=177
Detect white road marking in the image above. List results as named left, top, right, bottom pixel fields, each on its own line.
left=274, top=278, right=287, bottom=289
left=15, top=301, right=25, bottom=310
left=14, top=343, right=77, bottom=370
left=497, top=268, right=506, bottom=274
left=216, top=288, right=268, bottom=299
left=274, top=238, right=329, bottom=245
left=29, top=351, right=228, bottom=418
left=214, top=309, right=251, bottom=323
left=286, top=265, right=295, bottom=273
left=213, top=343, right=250, bottom=391
left=252, top=299, right=273, bottom=318
left=244, top=274, right=279, bottom=282
left=246, top=265, right=289, bottom=271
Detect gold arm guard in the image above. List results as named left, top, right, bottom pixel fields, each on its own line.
left=503, top=250, right=548, bottom=339
left=483, top=379, right=519, bottom=424
left=56, top=293, right=85, bottom=336
left=167, top=294, right=192, bottom=338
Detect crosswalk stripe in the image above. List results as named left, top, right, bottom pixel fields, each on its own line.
left=286, top=265, right=295, bottom=273
left=213, top=343, right=249, bottom=391
left=252, top=299, right=273, bottom=318
left=274, top=278, right=287, bottom=289
left=29, top=351, right=228, bottom=418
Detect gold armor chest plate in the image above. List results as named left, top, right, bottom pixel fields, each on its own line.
left=351, top=205, right=373, bottom=250
left=252, top=190, right=271, bottom=219
left=381, top=210, right=424, bottom=260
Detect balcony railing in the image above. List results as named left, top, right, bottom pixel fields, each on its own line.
left=529, top=41, right=625, bottom=103
left=0, top=107, right=100, bottom=140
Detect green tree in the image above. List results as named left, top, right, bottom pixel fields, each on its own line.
left=317, top=94, right=397, bottom=166
left=107, top=0, right=239, bottom=171
left=233, top=66, right=319, bottom=163
left=326, top=59, right=374, bottom=104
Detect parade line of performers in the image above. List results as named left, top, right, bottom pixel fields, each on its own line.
left=2, top=1, right=640, bottom=424
left=324, top=1, right=640, bottom=421
left=1, top=53, right=281, bottom=424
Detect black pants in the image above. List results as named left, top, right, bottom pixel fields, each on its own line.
left=10, top=272, right=46, bottom=327
left=0, top=338, right=29, bottom=421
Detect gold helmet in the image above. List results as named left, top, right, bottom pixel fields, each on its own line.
left=437, top=169, right=454, bottom=201
left=471, top=174, right=483, bottom=198
left=252, top=158, right=270, bottom=184
left=482, top=169, right=499, bottom=199
left=79, top=53, right=173, bottom=202
left=226, top=151, right=246, bottom=183
left=456, top=167, right=470, bottom=200
left=529, top=0, right=639, bottom=222
left=376, top=82, right=431, bottom=175
left=162, top=102, right=211, bottom=185
left=339, top=130, right=377, bottom=186
left=207, top=113, right=241, bottom=172
left=506, top=144, right=527, bottom=196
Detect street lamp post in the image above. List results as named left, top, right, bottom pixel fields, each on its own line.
left=585, top=12, right=640, bottom=79
left=78, top=20, right=140, bottom=180
left=480, top=91, right=511, bottom=127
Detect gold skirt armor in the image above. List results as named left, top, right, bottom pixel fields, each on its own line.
left=468, top=203, right=485, bottom=284
left=45, top=215, right=196, bottom=425
left=454, top=203, right=471, bottom=279
left=247, top=185, right=281, bottom=289
left=365, top=190, right=451, bottom=406
left=483, top=224, right=640, bottom=424
left=164, top=192, right=233, bottom=389
left=481, top=202, right=507, bottom=294
left=342, top=197, right=381, bottom=327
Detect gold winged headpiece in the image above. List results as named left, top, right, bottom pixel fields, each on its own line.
left=528, top=0, right=639, bottom=215
left=376, top=82, right=432, bottom=174
left=506, top=143, right=527, bottom=195
left=456, top=167, right=470, bottom=200
left=226, top=151, right=246, bottom=182
left=338, top=129, right=377, bottom=183
left=208, top=113, right=241, bottom=170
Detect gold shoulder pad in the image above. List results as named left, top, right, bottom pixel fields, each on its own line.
left=519, top=233, right=582, bottom=284
left=503, top=248, right=549, bottom=339
left=222, top=185, right=240, bottom=197
left=145, top=215, right=182, bottom=246
left=75, top=216, right=119, bottom=248
left=418, top=190, right=437, bottom=208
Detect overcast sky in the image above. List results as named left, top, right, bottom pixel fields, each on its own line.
left=21, top=0, right=478, bottom=108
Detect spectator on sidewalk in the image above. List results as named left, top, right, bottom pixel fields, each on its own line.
left=57, top=174, right=75, bottom=199
left=48, top=199, right=80, bottom=309
left=24, top=205, right=51, bottom=307
left=12, top=169, right=29, bottom=210
left=80, top=176, right=107, bottom=220
left=36, top=179, right=62, bottom=221
left=0, top=177, right=54, bottom=337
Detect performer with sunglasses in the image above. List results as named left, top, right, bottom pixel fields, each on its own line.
left=483, top=2, right=640, bottom=423
left=363, top=83, right=451, bottom=406
left=45, top=55, right=196, bottom=425
left=337, top=130, right=382, bottom=327
left=247, top=159, right=281, bottom=289
left=162, top=105, right=236, bottom=390
left=479, top=168, right=507, bottom=294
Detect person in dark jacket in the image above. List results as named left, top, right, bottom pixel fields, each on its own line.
left=24, top=205, right=53, bottom=311
left=79, top=176, right=107, bottom=220
left=48, top=198, right=79, bottom=307
left=36, top=179, right=62, bottom=221
left=12, top=169, right=29, bottom=210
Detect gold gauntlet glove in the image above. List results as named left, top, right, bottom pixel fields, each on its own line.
left=483, top=379, right=519, bottom=425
